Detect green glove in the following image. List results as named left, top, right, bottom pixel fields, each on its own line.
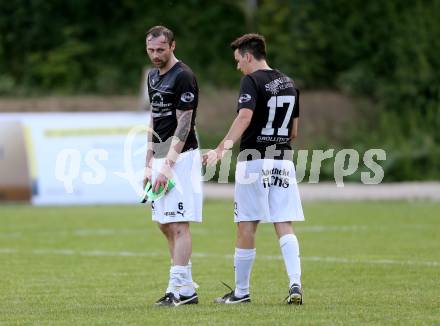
left=140, top=179, right=175, bottom=203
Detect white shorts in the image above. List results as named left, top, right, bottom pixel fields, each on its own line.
left=234, top=159, right=304, bottom=223
left=151, top=149, right=203, bottom=224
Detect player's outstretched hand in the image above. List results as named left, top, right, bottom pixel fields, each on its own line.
left=202, top=149, right=220, bottom=166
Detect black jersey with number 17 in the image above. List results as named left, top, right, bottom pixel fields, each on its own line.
left=237, top=69, right=299, bottom=160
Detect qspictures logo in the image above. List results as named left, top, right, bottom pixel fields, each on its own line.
left=54, top=124, right=388, bottom=195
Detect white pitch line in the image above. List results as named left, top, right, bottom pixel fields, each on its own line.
left=0, top=248, right=439, bottom=268
left=0, top=248, right=17, bottom=254
left=0, top=224, right=434, bottom=239
left=31, top=249, right=158, bottom=258
left=297, top=225, right=369, bottom=232
left=33, top=249, right=76, bottom=255
left=302, top=256, right=440, bottom=267
left=0, top=232, right=22, bottom=239
left=0, top=225, right=372, bottom=239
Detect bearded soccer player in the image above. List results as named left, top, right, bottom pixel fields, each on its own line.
left=144, top=25, right=202, bottom=307
left=204, top=33, right=304, bottom=305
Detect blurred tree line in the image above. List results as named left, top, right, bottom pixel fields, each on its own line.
left=0, top=0, right=246, bottom=94
left=0, top=0, right=439, bottom=180
left=258, top=0, right=439, bottom=181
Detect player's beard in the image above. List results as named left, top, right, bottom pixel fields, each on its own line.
left=152, top=58, right=167, bottom=68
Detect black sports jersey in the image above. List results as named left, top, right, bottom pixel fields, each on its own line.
left=236, top=69, right=299, bottom=160
left=148, top=61, right=199, bottom=157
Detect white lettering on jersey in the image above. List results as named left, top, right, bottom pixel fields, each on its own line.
left=265, top=77, right=293, bottom=95
left=152, top=92, right=172, bottom=108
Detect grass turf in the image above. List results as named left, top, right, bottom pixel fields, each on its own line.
left=0, top=200, right=439, bottom=325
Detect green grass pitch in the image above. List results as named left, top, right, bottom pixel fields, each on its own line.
left=1, top=200, right=439, bottom=325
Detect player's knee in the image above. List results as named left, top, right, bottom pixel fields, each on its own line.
left=238, top=222, right=257, bottom=235
left=169, top=222, right=189, bottom=238
left=158, top=223, right=170, bottom=235
left=238, top=233, right=254, bottom=243
left=274, top=222, right=294, bottom=238
left=237, top=227, right=255, bottom=244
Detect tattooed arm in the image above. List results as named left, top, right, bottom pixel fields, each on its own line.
left=166, top=109, right=193, bottom=164
left=153, top=109, right=193, bottom=191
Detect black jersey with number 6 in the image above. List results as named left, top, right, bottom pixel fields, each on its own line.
left=237, top=69, right=299, bottom=160
left=148, top=61, right=199, bottom=157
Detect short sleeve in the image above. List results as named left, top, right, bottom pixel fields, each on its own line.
left=237, top=75, right=258, bottom=112
left=293, top=87, right=300, bottom=118
left=174, top=70, right=198, bottom=111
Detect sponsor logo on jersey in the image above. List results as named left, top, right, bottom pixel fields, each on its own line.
left=257, top=135, right=290, bottom=143
left=181, top=92, right=195, bottom=103
left=265, top=77, right=294, bottom=95
left=152, top=92, right=163, bottom=102
left=151, top=92, right=173, bottom=108
left=238, top=93, right=252, bottom=103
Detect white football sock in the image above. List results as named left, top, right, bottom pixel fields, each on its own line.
left=179, top=260, right=196, bottom=296
left=234, top=248, right=256, bottom=297
left=166, top=265, right=187, bottom=298
left=187, top=260, right=193, bottom=283
left=279, top=234, right=301, bottom=287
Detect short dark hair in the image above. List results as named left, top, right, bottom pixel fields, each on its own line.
left=146, top=25, right=174, bottom=45
left=231, top=33, right=267, bottom=60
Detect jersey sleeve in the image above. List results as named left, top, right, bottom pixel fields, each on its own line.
left=174, top=70, right=198, bottom=111
left=237, top=75, right=258, bottom=112
left=293, top=87, right=300, bottom=118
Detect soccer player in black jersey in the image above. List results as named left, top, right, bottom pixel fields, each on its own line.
left=144, top=26, right=202, bottom=307
left=205, top=34, right=304, bottom=305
